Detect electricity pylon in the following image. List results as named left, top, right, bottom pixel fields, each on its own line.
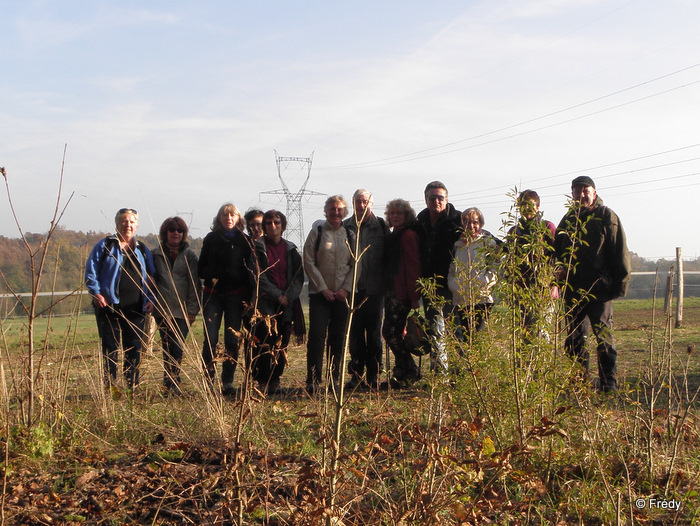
left=260, top=150, right=325, bottom=247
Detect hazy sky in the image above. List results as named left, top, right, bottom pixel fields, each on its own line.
left=1, top=0, right=699, bottom=259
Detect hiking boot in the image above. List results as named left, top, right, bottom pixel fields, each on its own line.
left=365, top=376, right=380, bottom=392
left=266, top=380, right=281, bottom=396
left=221, top=383, right=236, bottom=397
left=345, top=377, right=362, bottom=392
left=392, top=366, right=421, bottom=383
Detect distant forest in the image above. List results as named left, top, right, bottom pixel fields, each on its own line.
left=0, top=227, right=202, bottom=317
left=0, top=227, right=697, bottom=316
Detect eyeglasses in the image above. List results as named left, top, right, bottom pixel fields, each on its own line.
left=118, top=208, right=138, bottom=215
left=264, top=220, right=282, bottom=226
left=168, top=227, right=184, bottom=234
left=427, top=195, right=446, bottom=202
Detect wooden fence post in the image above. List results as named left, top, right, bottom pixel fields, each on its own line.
left=676, top=247, right=684, bottom=328
left=664, top=266, right=674, bottom=315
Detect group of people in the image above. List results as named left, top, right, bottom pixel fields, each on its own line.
left=84, top=175, right=630, bottom=397
left=85, top=205, right=304, bottom=396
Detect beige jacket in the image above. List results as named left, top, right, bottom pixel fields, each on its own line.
left=303, top=219, right=359, bottom=294
left=448, top=232, right=499, bottom=306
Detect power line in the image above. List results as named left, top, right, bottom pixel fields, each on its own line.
left=317, top=63, right=700, bottom=171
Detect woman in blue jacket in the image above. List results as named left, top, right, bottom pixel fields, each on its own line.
left=85, top=208, right=156, bottom=390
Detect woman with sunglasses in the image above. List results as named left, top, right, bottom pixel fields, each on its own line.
left=85, top=208, right=156, bottom=392
left=152, top=216, right=201, bottom=395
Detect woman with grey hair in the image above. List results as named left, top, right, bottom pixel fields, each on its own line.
left=85, top=208, right=156, bottom=391
left=302, top=195, right=356, bottom=394
left=382, top=198, right=424, bottom=386
left=448, top=207, right=500, bottom=340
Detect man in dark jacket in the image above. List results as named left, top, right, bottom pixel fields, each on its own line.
left=416, top=181, right=462, bottom=374
left=344, top=189, right=388, bottom=390
left=555, top=176, right=631, bottom=392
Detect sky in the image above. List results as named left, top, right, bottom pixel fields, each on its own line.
left=1, top=0, right=699, bottom=260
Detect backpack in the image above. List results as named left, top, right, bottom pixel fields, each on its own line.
left=404, top=311, right=431, bottom=356
left=313, top=223, right=355, bottom=256
left=99, top=236, right=147, bottom=266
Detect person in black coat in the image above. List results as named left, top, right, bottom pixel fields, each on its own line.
left=415, top=181, right=462, bottom=374
left=198, top=203, right=252, bottom=396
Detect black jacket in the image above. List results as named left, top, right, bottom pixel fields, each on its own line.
left=198, top=229, right=253, bottom=294
left=555, top=196, right=631, bottom=302
left=416, top=203, right=462, bottom=291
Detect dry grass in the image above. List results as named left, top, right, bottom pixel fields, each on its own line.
left=1, top=298, right=699, bottom=524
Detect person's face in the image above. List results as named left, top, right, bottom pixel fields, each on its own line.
left=353, top=194, right=373, bottom=222
left=572, top=185, right=597, bottom=208
left=116, top=213, right=138, bottom=242
left=166, top=223, right=184, bottom=247
left=463, top=213, right=481, bottom=235
left=247, top=215, right=264, bottom=240
left=220, top=211, right=239, bottom=231
left=388, top=208, right=406, bottom=228
left=426, top=187, right=448, bottom=215
left=519, top=199, right=539, bottom=221
left=325, top=201, right=346, bottom=227
left=264, top=216, right=284, bottom=241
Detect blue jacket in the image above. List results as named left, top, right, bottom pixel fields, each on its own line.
left=84, top=235, right=156, bottom=310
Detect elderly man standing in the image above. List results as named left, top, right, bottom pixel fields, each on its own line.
left=555, top=176, right=631, bottom=392
left=416, top=181, right=462, bottom=375
left=344, top=189, right=388, bottom=390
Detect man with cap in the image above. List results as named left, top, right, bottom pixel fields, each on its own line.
left=554, top=176, right=631, bottom=392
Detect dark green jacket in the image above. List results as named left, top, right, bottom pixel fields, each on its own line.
left=555, top=196, right=631, bottom=302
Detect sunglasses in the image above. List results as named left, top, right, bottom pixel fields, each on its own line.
left=118, top=207, right=138, bottom=215
left=168, top=227, right=185, bottom=234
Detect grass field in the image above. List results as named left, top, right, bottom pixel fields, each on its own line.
left=1, top=297, right=699, bottom=524
left=4, top=297, right=698, bottom=396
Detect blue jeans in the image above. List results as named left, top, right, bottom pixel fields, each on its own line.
left=201, top=291, right=245, bottom=386
left=422, top=293, right=451, bottom=374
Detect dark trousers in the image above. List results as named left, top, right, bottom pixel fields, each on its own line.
left=96, top=305, right=145, bottom=388
left=382, top=297, right=419, bottom=376
left=453, top=303, right=492, bottom=342
left=306, top=293, right=349, bottom=386
left=564, top=298, right=617, bottom=391
left=201, top=291, right=245, bottom=386
left=250, top=318, right=291, bottom=388
left=348, top=292, right=384, bottom=383
left=158, top=317, right=190, bottom=390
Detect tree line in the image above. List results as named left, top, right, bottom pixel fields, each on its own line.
left=0, top=227, right=696, bottom=316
